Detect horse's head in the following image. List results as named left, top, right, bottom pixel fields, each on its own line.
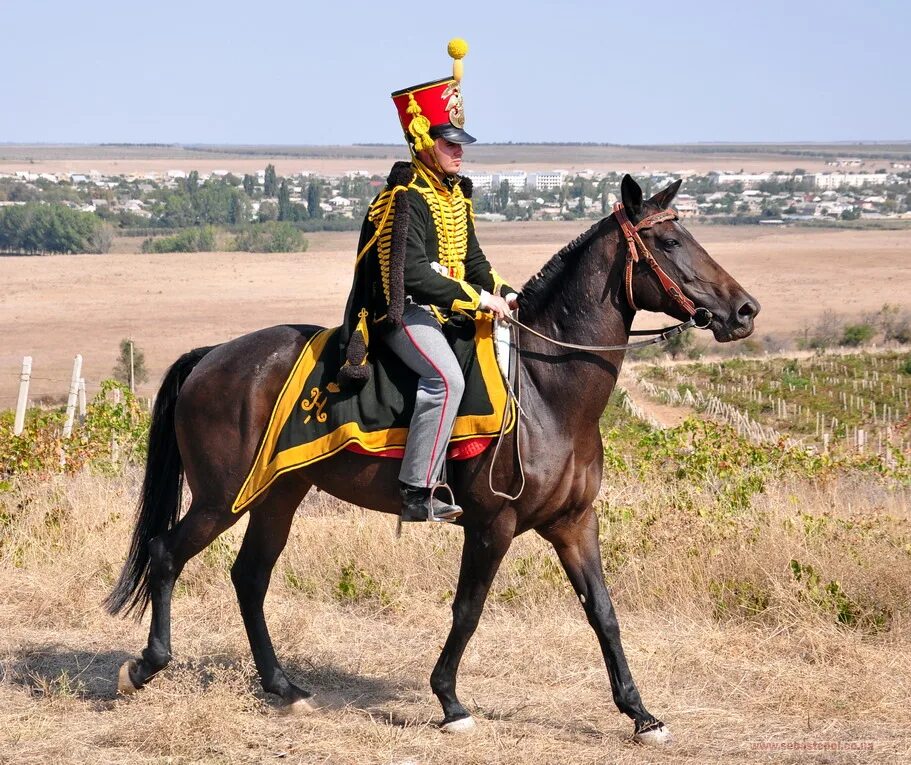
left=619, top=174, right=759, bottom=342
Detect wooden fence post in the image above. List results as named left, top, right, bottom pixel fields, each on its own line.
left=13, top=356, right=32, bottom=435
left=78, top=378, right=86, bottom=422
left=62, top=354, right=83, bottom=438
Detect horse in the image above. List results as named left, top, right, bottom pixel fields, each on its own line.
left=106, top=174, right=759, bottom=745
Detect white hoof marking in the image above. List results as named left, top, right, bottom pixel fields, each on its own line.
left=634, top=724, right=673, bottom=746
left=284, top=697, right=316, bottom=715
left=441, top=716, right=476, bottom=733
left=117, top=661, right=139, bottom=695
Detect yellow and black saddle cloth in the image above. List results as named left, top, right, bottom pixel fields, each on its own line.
left=232, top=316, right=515, bottom=513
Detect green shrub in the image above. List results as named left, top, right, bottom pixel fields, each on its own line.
left=232, top=221, right=307, bottom=253
left=111, top=339, right=149, bottom=386
left=840, top=323, right=875, bottom=347
left=141, top=226, right=215, bottom=253
left=0, top=380, right=149, bottom=477
left=334, top=562, right=390, bottom=605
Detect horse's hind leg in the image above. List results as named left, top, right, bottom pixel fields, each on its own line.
left=120, top=501, right=239, bottom=692
left=231, top=475, right=313, bottom=712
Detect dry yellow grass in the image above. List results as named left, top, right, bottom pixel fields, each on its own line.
left=1, top=468, right=909, bottom=764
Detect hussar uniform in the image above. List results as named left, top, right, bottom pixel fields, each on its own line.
left=338, top=39, right=517, bottom=522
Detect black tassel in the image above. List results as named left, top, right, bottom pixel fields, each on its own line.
left=338, top=329, right=370, bottom=390
left=338, top=362, right=370, bottom=388
left=458, top=176, right=473, bottom=199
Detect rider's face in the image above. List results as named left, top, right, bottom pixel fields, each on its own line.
left=419, top=138, right=463, bottom=176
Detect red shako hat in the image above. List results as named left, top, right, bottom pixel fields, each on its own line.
left=391, top=38, right=475, bottom=149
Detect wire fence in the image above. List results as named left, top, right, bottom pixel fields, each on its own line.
left=3, top=351, right=153, bottom=432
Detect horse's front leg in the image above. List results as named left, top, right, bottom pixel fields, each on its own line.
left=430, top=512, right=516, bottom=731
left=539, top=506, right=671, bottom=745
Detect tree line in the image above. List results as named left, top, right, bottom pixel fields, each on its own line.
left=0, top=203, right=109, bottom=254
left=148, top=166, right=323, bottom=229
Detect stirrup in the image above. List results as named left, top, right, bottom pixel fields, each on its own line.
left=398, top=482, right=463, bottom=524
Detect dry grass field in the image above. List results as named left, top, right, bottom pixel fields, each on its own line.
left=2, top=223, right=909, bottom=407
left=2, top=464, right=909, bottom=764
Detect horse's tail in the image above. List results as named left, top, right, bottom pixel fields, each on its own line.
left=104, top=345, right=217, bottom=618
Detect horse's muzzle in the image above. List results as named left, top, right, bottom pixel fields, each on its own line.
left=710, top=297, right=760, bottom=342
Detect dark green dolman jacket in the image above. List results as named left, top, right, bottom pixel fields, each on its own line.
left=337, top=159, right=514, bottom=387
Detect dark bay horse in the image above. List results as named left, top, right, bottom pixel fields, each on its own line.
left=106, top=175, right=758, bottom=745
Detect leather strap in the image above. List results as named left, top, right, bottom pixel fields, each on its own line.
left=614, top=202, right=696, bottom=317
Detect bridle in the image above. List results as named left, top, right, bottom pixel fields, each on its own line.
left=489, top=203, right=712, bottom=500
left=614, top=201, right=697, bottom=318
left=500, top=203, right=712, bottom=354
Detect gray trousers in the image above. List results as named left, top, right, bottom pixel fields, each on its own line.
left=381, top=303, right=465, bottom=487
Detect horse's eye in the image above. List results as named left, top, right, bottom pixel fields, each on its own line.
left=662, top=239, right=680, bottom=249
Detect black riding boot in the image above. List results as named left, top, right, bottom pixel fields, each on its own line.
left=399, top=482, right=463, bottom=522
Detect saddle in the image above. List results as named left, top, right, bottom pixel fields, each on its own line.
left=232, top=316, right=515, bottom=514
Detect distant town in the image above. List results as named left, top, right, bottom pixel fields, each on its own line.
left=2, top=155, right=910, bottom=254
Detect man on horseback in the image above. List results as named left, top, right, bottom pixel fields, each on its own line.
left=338, top=39, right=518, bottom=524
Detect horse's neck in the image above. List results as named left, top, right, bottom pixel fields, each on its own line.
left=520, top=228, right=633, bottom=424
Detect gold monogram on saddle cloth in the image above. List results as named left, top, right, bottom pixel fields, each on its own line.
left=231, top=319, right=514, bottom=514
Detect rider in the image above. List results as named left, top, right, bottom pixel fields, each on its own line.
left=338, top=38, right=518, bottom=523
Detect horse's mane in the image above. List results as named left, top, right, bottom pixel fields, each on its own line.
left=518, top=217, right=609, bottom=316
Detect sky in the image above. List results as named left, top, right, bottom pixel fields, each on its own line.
left=1, top=0, right=907, bottom=145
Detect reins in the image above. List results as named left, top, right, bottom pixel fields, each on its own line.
left=500, top=201, right=713, bottom=354
left=502, top=310, right=711, bottom=354
left=488, top=203, right=711, bottom=500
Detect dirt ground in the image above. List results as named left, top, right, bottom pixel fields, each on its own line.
left=2, top=223, right=908, bottom=408
left=2, top=472, right=908, bottom=764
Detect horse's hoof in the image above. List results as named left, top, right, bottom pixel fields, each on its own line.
left=283, top=696, right=316, bottom=715
left=117, top=660, right=140, bottom=695
left=634, top=723, right=673, bottom=746
left=441, top=715, right=476, bottom=733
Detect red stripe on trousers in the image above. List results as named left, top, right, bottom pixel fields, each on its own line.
left=402, top=322, right=450, bottom=487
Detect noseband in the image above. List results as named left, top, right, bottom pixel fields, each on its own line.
left=613, top=202, right=697, bottom=318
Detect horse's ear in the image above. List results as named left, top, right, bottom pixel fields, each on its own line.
left=648, top=179, right=682, bottom=210
left=620, top=174, right=643, bottom=218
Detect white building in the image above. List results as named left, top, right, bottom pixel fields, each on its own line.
left=492, top=171, right=527, bottom=193
left=462, top=171, right=493, bottom=191
left=812, top=173, right=892, bottom=189
left=529, top=170, right=566, bottom=191
left=716, top=172, right=773, bottom=187
left=674, top=195, right=700, bottom=216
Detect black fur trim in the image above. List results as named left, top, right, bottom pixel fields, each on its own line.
left=458, top=176, right=473, bottom=199
left=387, top=161, right=414, bottom=188
left=388, top=189, right=409, bottom=326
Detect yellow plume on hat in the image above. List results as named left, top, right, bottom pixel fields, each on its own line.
left=448, top=38, right=468, bottom=81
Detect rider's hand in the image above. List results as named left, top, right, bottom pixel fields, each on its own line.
left=480, top=292, right=512, bottom=320
left=505, top=292, right=519, bottom=311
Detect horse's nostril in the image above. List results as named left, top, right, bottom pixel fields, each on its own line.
left=738, top=300, right=759, bottom=320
